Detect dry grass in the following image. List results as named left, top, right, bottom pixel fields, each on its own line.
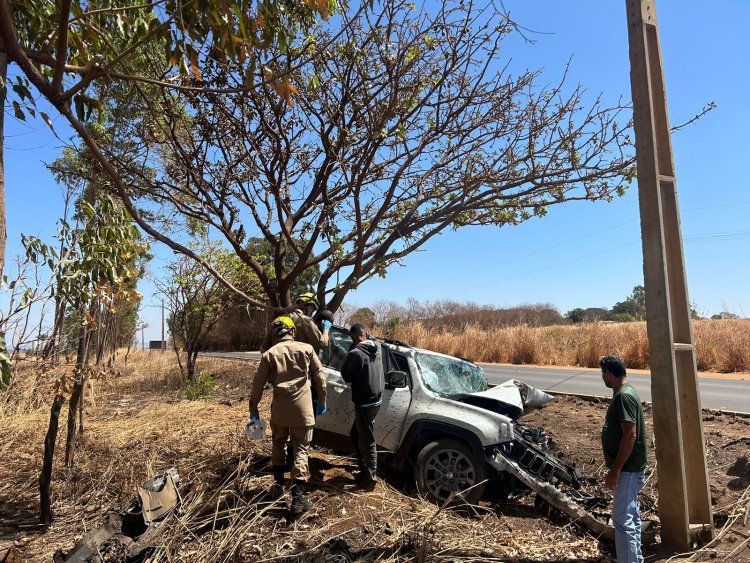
left=0, top=350, right=604, bottom=562
left=393, top=319, right=750, bottom=373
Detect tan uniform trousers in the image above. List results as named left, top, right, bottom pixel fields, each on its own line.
left=271, top=423, right=314, bottom=481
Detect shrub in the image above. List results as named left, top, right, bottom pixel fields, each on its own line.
left=186, top=373, right=216, bottom=400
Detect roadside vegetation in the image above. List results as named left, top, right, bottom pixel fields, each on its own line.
left=0, top=351, right=604, bottom=561
left=343, top=289, right=749, bottom=374
left=390, top=318, right=750, bottom=373
left=2, top=350, right=748, bottom=561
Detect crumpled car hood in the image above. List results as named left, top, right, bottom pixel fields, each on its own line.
left=455, top=379, right=554, bottom=420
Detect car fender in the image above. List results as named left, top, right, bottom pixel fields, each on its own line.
left=392, top=419, right=486, bottom=474
left=404, top=394, right=515, bottom=448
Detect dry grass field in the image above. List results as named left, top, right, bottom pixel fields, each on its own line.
left=0, top=349, right=748, bottom=562
left=392, top=319, right=750, bottom=373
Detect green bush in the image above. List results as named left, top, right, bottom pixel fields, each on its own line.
left=186, top=373, right=216, bottom=400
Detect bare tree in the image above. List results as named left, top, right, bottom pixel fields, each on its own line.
left=115, top=0, right=633, bottom=310
left=3, top=0, right=634, bottom=314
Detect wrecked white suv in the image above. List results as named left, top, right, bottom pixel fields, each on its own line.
left=313, top=326, right=585, bottom=507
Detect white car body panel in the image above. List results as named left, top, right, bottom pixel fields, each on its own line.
left=374, top=386, right=411, bottom=451
left=468, top=380, right=525, bottom=411
left=315, top=328, right=544, bottom=455
left=320, top=368, right=355, bottom=436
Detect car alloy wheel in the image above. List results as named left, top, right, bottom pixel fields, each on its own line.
left=414, top=439, right=487, bottom=505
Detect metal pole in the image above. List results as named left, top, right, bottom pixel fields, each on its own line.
left=161, top=299, right=165, bottom=352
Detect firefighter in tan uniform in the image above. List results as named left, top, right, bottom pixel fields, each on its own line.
left=249, top=316, right=327, bottom=514
left=259, top=292, right=331, bottom=353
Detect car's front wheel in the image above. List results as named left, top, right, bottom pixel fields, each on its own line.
left=414, top=439, right=487, bottom=505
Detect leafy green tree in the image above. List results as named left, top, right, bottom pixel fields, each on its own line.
left=52, top=195, right=148, bottom=465
left=584, top=308, right=611, bottom=322
left=711, top=312, right=739, bottom=320
left=0, top=0, right=336, bottom=286
left=566, top=307, right=610, bottom=323
left=611, top=285, right=646, bottom=321
left=45, top=142, right=151, bottom=365
left=27, top=193, right=149, bottom=524
left=565, top=308, right=587, bottom=324
left=610, top=312, right=635, bottom=323
left=161, top=238, right=263, bottom=382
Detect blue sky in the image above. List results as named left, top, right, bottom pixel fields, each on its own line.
left=4, top=1, right=749, bottom=343
left=347, top=0, right=750, bottom=319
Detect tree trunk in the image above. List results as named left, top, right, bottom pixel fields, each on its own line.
left=187, top=347, right=198, bottom=383
left=41, top=299, right=65, bottom=364
left=109, top=315, right=121, bottom=367
left=65, top=315, right=89, bottom=467
left=0, top=34, right=8, bottom=280
left=65, top=379, right=83, bottom=467
left=94, top=300, right=106, bottom=366
left=78, top=385, right=84, bottom=433
left=172, top=338, right=185, bottom=380
left=39, top=394, right=65, bottom=524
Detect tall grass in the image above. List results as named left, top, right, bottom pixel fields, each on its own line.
left=0, top=350, right=605, bottom=562
left=392, top=319, right=750, bottom=373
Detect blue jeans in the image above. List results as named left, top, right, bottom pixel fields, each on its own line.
left=612, top=470, right=645, bottom=563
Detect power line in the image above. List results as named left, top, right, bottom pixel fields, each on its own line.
left=684, top=230, right=750, bottom=242
left=132, top=199, right=749, bottom=304
left=383, top=221, right=640, bottom=297
left=374, top=200, right=750, bottom=300
left=683, top=201, right=750, bottom=212
left=424, top=241, right=639, bottom=300
left=420, top=225, right=748, bottom=302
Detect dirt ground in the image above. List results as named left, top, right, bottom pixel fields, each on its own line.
left=0, top=354, right=748, bottom=562
left=522, top=396, right=750, bottom=561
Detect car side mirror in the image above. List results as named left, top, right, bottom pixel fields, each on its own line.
left=387, top=370, right=408, bottom=389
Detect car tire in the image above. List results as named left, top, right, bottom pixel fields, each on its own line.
left=414, top=439, right=487, bottom=505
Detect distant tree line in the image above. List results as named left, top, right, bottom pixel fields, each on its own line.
left=347, top=299, right=565, bottom=337
left=344, top=285, right=741, bottom=335
left=565, top=285, right=647, bottom=324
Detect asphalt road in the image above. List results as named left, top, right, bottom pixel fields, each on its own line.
left=481, top=364, right=749, bottom=413
left=206, top=352, right=749, bottom=413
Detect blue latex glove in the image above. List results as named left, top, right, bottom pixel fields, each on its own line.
left=321, top=320, right=332, bottom=330
left=314, top=402, right=328, bottom=416
left=249, top=411, right=260, bottom=424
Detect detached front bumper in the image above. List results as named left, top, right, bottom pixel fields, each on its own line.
left=486, top=449, right=614, bottom=540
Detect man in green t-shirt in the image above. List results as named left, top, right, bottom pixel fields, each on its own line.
left=600, top=355, right=647, bottom=563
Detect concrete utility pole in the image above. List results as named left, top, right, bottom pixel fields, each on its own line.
left=625, top=0, right=713, bottom=551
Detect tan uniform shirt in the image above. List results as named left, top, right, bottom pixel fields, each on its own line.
left=260, top=309, right=329, bottom=353
left=290, top=309, right=329, bottom=350
left=249, top=336, right=326, bottom=427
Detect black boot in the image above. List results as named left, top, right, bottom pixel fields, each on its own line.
left=270, top=466, right=286, bottom=500
left=290, top=479, right=312, bottom=515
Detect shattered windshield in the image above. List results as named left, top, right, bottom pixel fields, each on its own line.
left=416, top=351, right=487, bottom=395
